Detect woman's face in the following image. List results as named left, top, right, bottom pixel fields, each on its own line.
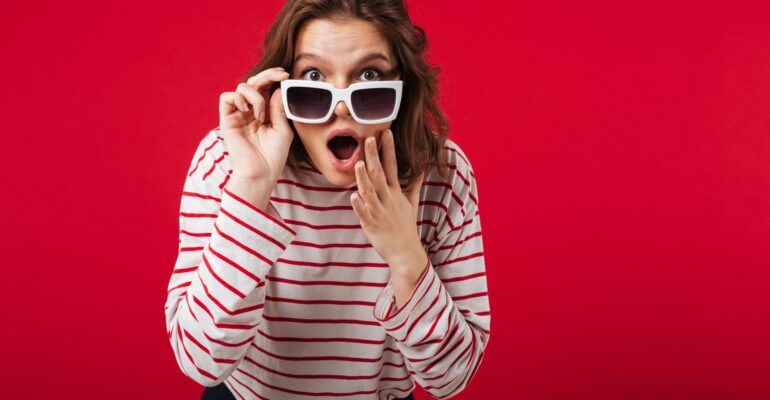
left=290, top=18, right=401, bottom=186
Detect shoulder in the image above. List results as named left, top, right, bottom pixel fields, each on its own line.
left=188, top=128, right=225, bottom=164
left=422, top=137, right=480, bottom=227
left=441, top=137, right=477, bottom=189
left=186, top=127, right=232, bottom=187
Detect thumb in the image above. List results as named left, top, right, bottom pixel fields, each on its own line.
left=268, top=87, right=292, bottom=136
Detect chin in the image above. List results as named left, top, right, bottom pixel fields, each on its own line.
left=321, top=169, right=356, bottom=186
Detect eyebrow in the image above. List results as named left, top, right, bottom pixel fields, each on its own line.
left=294, top=52, right=391, bottom=65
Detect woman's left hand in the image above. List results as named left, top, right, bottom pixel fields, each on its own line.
left=350, top=129, right=426, bottom=270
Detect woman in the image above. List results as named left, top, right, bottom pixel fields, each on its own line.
left=164, top=1, right=491, bottom=399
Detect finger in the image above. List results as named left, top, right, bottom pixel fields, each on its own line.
left=246, top=68, right=289, bottom=95
left=268, top=87, right=292, bottom=136
left=381, top=129, right=399, bottom=188
left=355, top=160, right=383, bottom=214
left=350, top=192, right=373, bottom=227
left=219, top=92, right=246, bottom=118
left=246, top=69, right=290, bottom=121
left=236, top=82, right=266, bottom=122
left=235, top=93, right=249, bottom=112
left=363, top=136, right=389, bottom=199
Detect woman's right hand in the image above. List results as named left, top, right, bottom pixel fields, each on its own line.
left=218, top=67, right=293, bottom=184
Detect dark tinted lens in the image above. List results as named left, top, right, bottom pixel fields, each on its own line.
left=351, top=88, right=396, bottom=120
left=287, top=87, right=332, bottom=119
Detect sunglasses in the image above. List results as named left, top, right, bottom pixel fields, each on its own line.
left=280, top=79, right=403, bottom=124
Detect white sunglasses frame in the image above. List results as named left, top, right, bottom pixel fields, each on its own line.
left=280, top=79, right=403, bottom=124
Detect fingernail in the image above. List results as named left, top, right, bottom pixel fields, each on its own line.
left=259, top=110, right=265, bottom=122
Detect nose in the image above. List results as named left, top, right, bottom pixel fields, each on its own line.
left=332, top=97, right=352, bottom=120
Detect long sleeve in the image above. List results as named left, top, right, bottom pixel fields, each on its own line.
left=164, top=130, right=297, bottom=386
left=372, top=146, right=491, bottom=399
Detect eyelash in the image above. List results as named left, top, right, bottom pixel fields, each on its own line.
left=299, top=67, right=384, bottom=81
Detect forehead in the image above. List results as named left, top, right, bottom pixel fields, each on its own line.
left=294, top=18, right=394, bottom=65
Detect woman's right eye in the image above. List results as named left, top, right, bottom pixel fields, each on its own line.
left=300, top=68, right=323, bottom=81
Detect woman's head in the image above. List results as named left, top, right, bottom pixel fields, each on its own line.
left=241, top=0, right=449, bottom=186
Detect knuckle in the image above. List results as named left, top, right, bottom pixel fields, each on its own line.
left=362, top=184, right=377, bottom=197
left=247, top=72, right=267, bottom=85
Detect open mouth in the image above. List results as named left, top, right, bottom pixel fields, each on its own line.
left=326, top=134, right=362, bottom=173
left=327, top=135, right=360, bottom=161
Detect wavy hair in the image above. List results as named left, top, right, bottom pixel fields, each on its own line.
left=239, top=0, right=450, bottom=185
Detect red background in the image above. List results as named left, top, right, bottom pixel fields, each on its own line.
left=3, top=1, right=769, bottom=399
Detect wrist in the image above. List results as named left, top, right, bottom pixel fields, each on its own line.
left=386, top=244, right=428, bottom=280
left=223, top=176, right=273, bottom=211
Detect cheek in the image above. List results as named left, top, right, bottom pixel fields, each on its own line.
left=294, top=124, right=324, bottom=152
left=371, top=125, right=390, bottom=147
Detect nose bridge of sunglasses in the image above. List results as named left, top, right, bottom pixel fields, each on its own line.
left=327, top=86, right=350, bottom=107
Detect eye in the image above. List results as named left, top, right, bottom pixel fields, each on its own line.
left=299, top=67, right=384, bottom=82
left=359, top=68, right=384, bottom=81
left=300, top=68, right=324, bottom=81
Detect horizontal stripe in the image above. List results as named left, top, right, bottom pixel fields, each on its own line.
left=165, top=131, right=489, bottom=399
left=251, top=343, right=400, bottom=363
left=266, top=275, right=387, bottom=287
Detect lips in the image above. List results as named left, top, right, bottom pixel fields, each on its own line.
left=326, top=128, right=363, bottom=173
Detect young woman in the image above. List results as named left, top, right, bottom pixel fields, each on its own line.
left=164, top=1, right=491, bottom=399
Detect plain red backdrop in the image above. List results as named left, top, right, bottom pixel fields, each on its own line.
left=2, top=0, right=769, bottom=399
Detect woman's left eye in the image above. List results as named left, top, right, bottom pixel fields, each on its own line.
left=359, top=68, right=384, bottom=81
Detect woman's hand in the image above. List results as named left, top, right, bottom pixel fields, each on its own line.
left=350, top=129, right=426, bottom=270
left=218, top=67, right=293, bottom=184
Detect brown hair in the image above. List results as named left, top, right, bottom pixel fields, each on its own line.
left=239, top=0, right=450, bottom=186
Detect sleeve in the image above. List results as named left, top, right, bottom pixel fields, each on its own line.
left=163, top=129, right=297, bottom=386
left=372, top=145, right=491, bottom=399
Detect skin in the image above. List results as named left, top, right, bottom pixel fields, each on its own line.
left=291, top=18, right=428, bottom=311
left=290, top=17, right=397, bottom=186
left=352, top=129, right=428, bottom=312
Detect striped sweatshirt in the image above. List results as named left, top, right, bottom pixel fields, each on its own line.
left=164, top=128, right=491, bottom=400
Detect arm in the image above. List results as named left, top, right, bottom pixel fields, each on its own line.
left=373, top=154, right=491, bottom=399
left=163, top=130, right=296, bottom=386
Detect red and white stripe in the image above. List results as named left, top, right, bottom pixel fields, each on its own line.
left=165, top=128, right=491, bottom=400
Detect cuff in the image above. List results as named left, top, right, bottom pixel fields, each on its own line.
left=373, top=259, right=440, bottom=342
